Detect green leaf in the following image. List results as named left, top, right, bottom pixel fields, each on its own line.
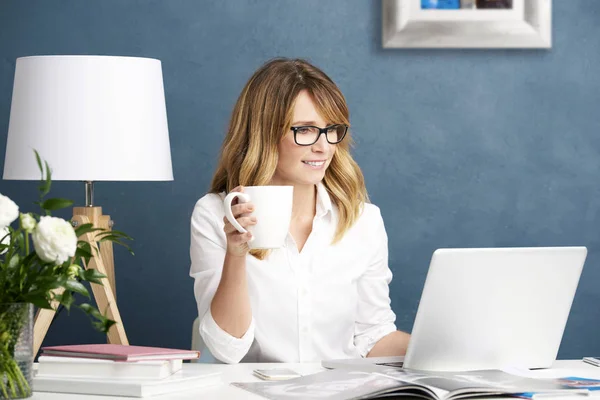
left=77, top=303, right=97, bottom=315
left=41, top=198, right=74, bottom=211
left=97, top=235, right=125, bottom=243
left=92, top=245, right=101, bottom=257
left=81, top=269, right=106, bottom=284
left=37, top=159, right=52, bottom=199
left=96, top=318, right=117, bottom=333
left=64, top=280, right=90, bottom=298
left=97, top=230, right=134, bottom=241
left=77, top=303, right=116, bottom=333
left=23, top=294, right=52, bottom=309
left=35, top=278, right=67, bottom=291
left=35, top=150, right=43, bottom=180
left=95, top=232, right=134, bottom=255
left=20, top=251, right=37, bottom=265
left=15, top=229, right=25, bottom=249
left=117, top=243, right=135, bottom=256
left=75, top=245, right=93, bottom=264
left=38, top=173, right=50, bottom=198
left=78, top=241, right=93, bottom=253
left=74, top=223, right=102, bottom=237
left=7, top=254, right=20, bottom=269
left=45, top=160, right=52, bottom=185
left=57, top=290, right=74, bottom=311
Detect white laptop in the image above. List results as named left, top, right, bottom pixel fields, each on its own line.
left=323, top=246, right=587, bottom=372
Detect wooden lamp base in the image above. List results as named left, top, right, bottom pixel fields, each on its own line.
left=33, top=206, right=129, bottom=356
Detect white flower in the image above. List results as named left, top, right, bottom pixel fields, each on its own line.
left=0, top=226, right=9, bottom=255
left=20, top=213, right=36, bottom=233
left=32, top=216, right=77, bottom=265
left=0, top=193, right=19, bottom=229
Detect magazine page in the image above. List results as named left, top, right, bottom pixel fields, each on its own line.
left=232, top=367, right=600, bottom=400
left=513, top=377, right=600, bottom=399
left=232, top=369, right=437, bottom=400
left=372, top=367, right=452, bottom=400
left=376, top=368, right=596, bottom=400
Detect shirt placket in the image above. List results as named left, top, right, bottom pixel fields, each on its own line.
left=285, top=232, right=307, bottom=361
left=296, top=215, right=323, bottom=362
left=297, top=260, right=312, bottom=362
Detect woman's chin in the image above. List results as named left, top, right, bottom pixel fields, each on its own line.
left=302, top=171, right=326, bottom=185
left=274, top=169, right=327, bottom=186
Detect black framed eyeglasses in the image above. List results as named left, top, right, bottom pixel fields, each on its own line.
left=290, top=124, right=348, bottom=146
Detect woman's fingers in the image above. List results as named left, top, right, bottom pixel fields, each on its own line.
left=224, top=186, right=254, bottom=253
left=229, top=231, right=253, bottom=245
left=231, top=202, right=254, bottom=218
left=222, top=216, right=257, bottom=234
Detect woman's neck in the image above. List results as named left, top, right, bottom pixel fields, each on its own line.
left=290, top=184, right=317, bottom=221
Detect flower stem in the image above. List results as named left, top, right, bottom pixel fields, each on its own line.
left=24, top=234, right=29, bottom=260
left=0, top=375, right=9, bottom=399
left=10, top=359, right=29, bottom=397
left=0, top=305, right=32, bottom=399
left=4, top=366, right=16, bottom=398
left=0, top=356, right=31, bottom=399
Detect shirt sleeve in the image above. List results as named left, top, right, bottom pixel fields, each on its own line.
left=189, top=200, right=255, bottom=364
left=353, top=206, right=398, bottom=357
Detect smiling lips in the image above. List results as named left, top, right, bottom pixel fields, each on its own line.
left=302, top=160, right=326, bottom=168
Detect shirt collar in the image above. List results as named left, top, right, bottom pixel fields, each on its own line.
left=316, top=182, right=333, bottom=218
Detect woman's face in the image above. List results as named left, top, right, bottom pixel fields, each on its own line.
left=271, top=90, right=337, bottom=187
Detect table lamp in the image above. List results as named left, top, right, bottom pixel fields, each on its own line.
left=2, top=55, right=173, bottom=354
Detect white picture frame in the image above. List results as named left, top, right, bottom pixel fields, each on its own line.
left=382, top=0, right=551, bottom=49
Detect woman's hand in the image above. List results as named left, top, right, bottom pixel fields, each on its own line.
left=223, top=186, right=257, bottom=258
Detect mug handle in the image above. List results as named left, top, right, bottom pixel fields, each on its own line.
left=223, top=191, right=252, bottom=236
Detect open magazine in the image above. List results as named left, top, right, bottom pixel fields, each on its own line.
left=232, top=366, right=600, bottom=400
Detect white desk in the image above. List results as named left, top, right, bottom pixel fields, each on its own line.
left=31, top=360, right=600, bottom=399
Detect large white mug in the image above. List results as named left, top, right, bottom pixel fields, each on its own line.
left=223, top=186, right=293, bottom=250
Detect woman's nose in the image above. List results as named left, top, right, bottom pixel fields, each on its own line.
left=311, top=132, right=330, bottom=152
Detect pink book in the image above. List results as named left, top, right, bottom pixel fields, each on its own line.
left=41, top=344, right=200, bottom=362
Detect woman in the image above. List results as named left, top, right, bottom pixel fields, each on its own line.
left=190, top=58, right=410, bottom=364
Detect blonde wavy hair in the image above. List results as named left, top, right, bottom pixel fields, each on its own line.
left=211, top=58, right=368, bottom=259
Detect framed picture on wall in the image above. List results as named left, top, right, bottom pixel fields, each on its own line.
left=383, top=0, right=551, bottom=48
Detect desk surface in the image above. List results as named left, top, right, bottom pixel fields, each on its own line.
left=31, top=360, right=600, bottom=399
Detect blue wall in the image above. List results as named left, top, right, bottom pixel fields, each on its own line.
left=1, top=1, right=599, bottom=359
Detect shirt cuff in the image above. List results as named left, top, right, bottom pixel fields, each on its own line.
left=199, top=307, right=255, bottom=364
left=354, top=323, right=397, bottom=358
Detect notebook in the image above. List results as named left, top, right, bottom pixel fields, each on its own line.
left=33, top=368, right=221, bottom=397
left=36, top=356, right=182, bottom=380
left=41, top=344, right=200, bottom=362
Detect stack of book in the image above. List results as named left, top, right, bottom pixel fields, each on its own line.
left=33, top=344, right=221, bottom=397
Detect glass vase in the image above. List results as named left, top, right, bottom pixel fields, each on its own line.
left=0, top=303, right=33, bottom=399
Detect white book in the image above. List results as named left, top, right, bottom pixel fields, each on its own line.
left=36, top=356, right=182, bottom=380
left=33, top=368, right=222, bottom=398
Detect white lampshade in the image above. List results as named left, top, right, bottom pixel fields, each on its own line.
left=3, top=55, right=173, bottom=181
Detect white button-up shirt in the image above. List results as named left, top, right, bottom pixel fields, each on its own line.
left=189, top=183, right=397, bottom=364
